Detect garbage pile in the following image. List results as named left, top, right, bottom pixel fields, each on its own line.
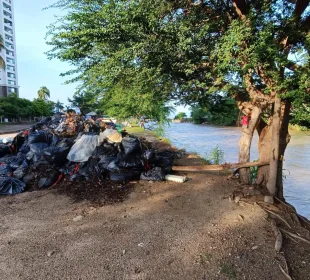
left=0, top=115, right=176, bottom=195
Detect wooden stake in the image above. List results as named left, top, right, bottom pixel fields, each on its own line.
left=172, top=161, right=269, bottom=172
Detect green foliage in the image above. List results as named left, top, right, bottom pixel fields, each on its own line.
left=191, top=95, right=239, bottom=125
left=68, top=90, right=99, bottom=115
left=46, top=0, right=310, bottom=127
left=174, top=112, right=187, bottom=120
left=206, top=145, right=225, bottom=165
left=37, top=86, right=51, bottom=100
left=32, top=99, right=54, bottom=117
left=220, top=263, right=237, bottom=280
left=54, top=100, right=64, bottom=113
left=0, top=95, right=53, bottom=119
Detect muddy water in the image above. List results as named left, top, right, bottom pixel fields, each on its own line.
left=164, top=123, right=310, bottom=218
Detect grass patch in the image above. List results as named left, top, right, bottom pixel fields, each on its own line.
left=199, top=253, right=212, bottom=265
left=125, top=126, right=145, bottom=134
left=220, top=263, right=237, bottom=279
left=289, top=124, right=309, bottom=131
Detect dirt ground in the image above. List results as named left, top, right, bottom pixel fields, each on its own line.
left=0, top=131, right=309, bottom=280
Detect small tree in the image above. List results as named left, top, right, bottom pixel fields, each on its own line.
left=54, top=100, right=64, bottom=113
left=37, top=86, right=51, bottom=100
left=174, top=112, right=187, bottom=120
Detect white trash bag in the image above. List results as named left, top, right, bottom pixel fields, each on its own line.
left=67, top=135, right=99, bottom=162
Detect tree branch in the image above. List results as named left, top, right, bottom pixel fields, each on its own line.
left=294, top=0, right=310, bottom=20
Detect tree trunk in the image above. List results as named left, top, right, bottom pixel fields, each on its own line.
left=266, top=96, right=281, bottom=196
left=276, top=100, right=291, bottom=200
left=256, top=120, right=272, bottom=186
left=238, top=106, right=261, bottom=184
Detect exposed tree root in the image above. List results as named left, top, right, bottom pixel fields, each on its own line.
left=270, top=219, right=283, bottom=252
left=257, top=202, right=292, bottom=229
left=279, top=228, right=310, bottom=245
left=279, top=264, right=292, bottom=280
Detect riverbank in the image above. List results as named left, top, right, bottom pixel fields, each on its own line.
left=0, top=129, right=309, bottom=279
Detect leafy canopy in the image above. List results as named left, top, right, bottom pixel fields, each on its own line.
left=46, top=0, right=310, bottom=122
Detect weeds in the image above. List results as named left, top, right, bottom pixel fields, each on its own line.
left=250, top=159, right=259, bottom=184
left=199, top=253, right=212, bottom=265
left=220, top=263, right=237, bottom=279
left=206, top=145, right=224, bottom=165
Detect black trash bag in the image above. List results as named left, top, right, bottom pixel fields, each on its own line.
left=93, top=143, right=119, bottom=157
left=98, top=155, right=118, bottom=169
left=0, top=163, right=13, bottom=176
left=1, top=154, right=27, bottom=170
left=11, top=132, right=26, bottom=152
left=38, top=171, right=61, bottom=189
left=59, top=162, right=78, bottom=176
left=68, top=173, right=86, bottom=182
left=140, top=167, right=165, bottom=181
left=143, top=149, right=155, bottom=161
left=19, top=144, right=30, bottom=154
left=0, top=144, right=11, bottom=158
left=29, top=143, right=49, bottom=154
left=106, top=160, right=121, bottom=172
left=51, top=134, right=60, bottom=146
left=13, top=162, right=29, bottom=180
left=43, top=146, right=70, bottom=165
left=28, top=131, right=52, bottom=144
left=153, top=151, right=175, bottom=173
left=121, top=137, right=141, bottom=155
left=56, top=138, right=75, bottom=149
left=0, top=177, right=26, bottom=195
left=117, top=153, right=144, bottom=169
left=109, top=169, right=142, bottom=181
left=22, top=173, right=35, bottom=184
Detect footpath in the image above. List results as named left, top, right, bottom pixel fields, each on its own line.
left=0, top=123, right=34, bottom=135
left=0, top=128, right=309, bottom=280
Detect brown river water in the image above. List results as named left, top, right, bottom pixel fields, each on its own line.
left=164, top=123, right=310, bottom=218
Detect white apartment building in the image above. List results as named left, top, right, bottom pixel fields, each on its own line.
left=0, top=0, right=18, bottom=97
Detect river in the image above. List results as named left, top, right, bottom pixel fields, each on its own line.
left=164, top=123, right=310, bottom=219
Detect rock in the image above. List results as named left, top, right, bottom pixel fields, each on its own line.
left=47, top=251, right=55, bottom=257
left=134, top=267, right=141, bottom=274
left=251, top=246, right=259, bottom=250
left=264, top=196, right=274, bottom=204
left=73, top=215, right=83, bottom=222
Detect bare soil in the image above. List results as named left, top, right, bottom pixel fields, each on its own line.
left=0, top=132, right=309, bottom=280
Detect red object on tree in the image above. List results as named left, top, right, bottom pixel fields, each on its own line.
left=241, top=116, right=249, bottom=127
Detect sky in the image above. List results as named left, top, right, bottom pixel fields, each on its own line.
left=14, top=0, right=189, bottom=115
left=14, top=0, right=77, bottom=105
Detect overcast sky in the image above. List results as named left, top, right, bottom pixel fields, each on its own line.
left=14, top=0, right=189, bottom=115
left=15, top=0, right=77, bottom=105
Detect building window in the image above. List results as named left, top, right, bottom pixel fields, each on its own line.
left=8, top=87, right=15, bottom=93
left=5, top=42, right=14, bottom=50
left=4, top=18, right=12, bottom=27
left=7, top=65, right=15, bottom=71
left=5, top=34, right=13, bottom=42
left=3, top=2, right=12, bottom=12
left=3, top=11, right=12, bottom=19
left=4, top=26, right=13, bottom=35
left=6, top=50, right=14, bottom=57
left=7, top=72, right=15, bottom=79
left=6, top=57, right=15, bottom=64
left=8, top=80, right=15, bottom=85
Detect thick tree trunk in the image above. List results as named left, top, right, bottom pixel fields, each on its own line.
left=238, top=106, right=261, bottom=184
left=266, top=96, right=281, bottom=196
left=276, top=100, right=291, bottom=200
left=256, top=120, right=272, bottom=187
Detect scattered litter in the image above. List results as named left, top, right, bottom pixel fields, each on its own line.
left=165, top=174, right=187, bottom=183
left=73, top=215, right=83, bottom=222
